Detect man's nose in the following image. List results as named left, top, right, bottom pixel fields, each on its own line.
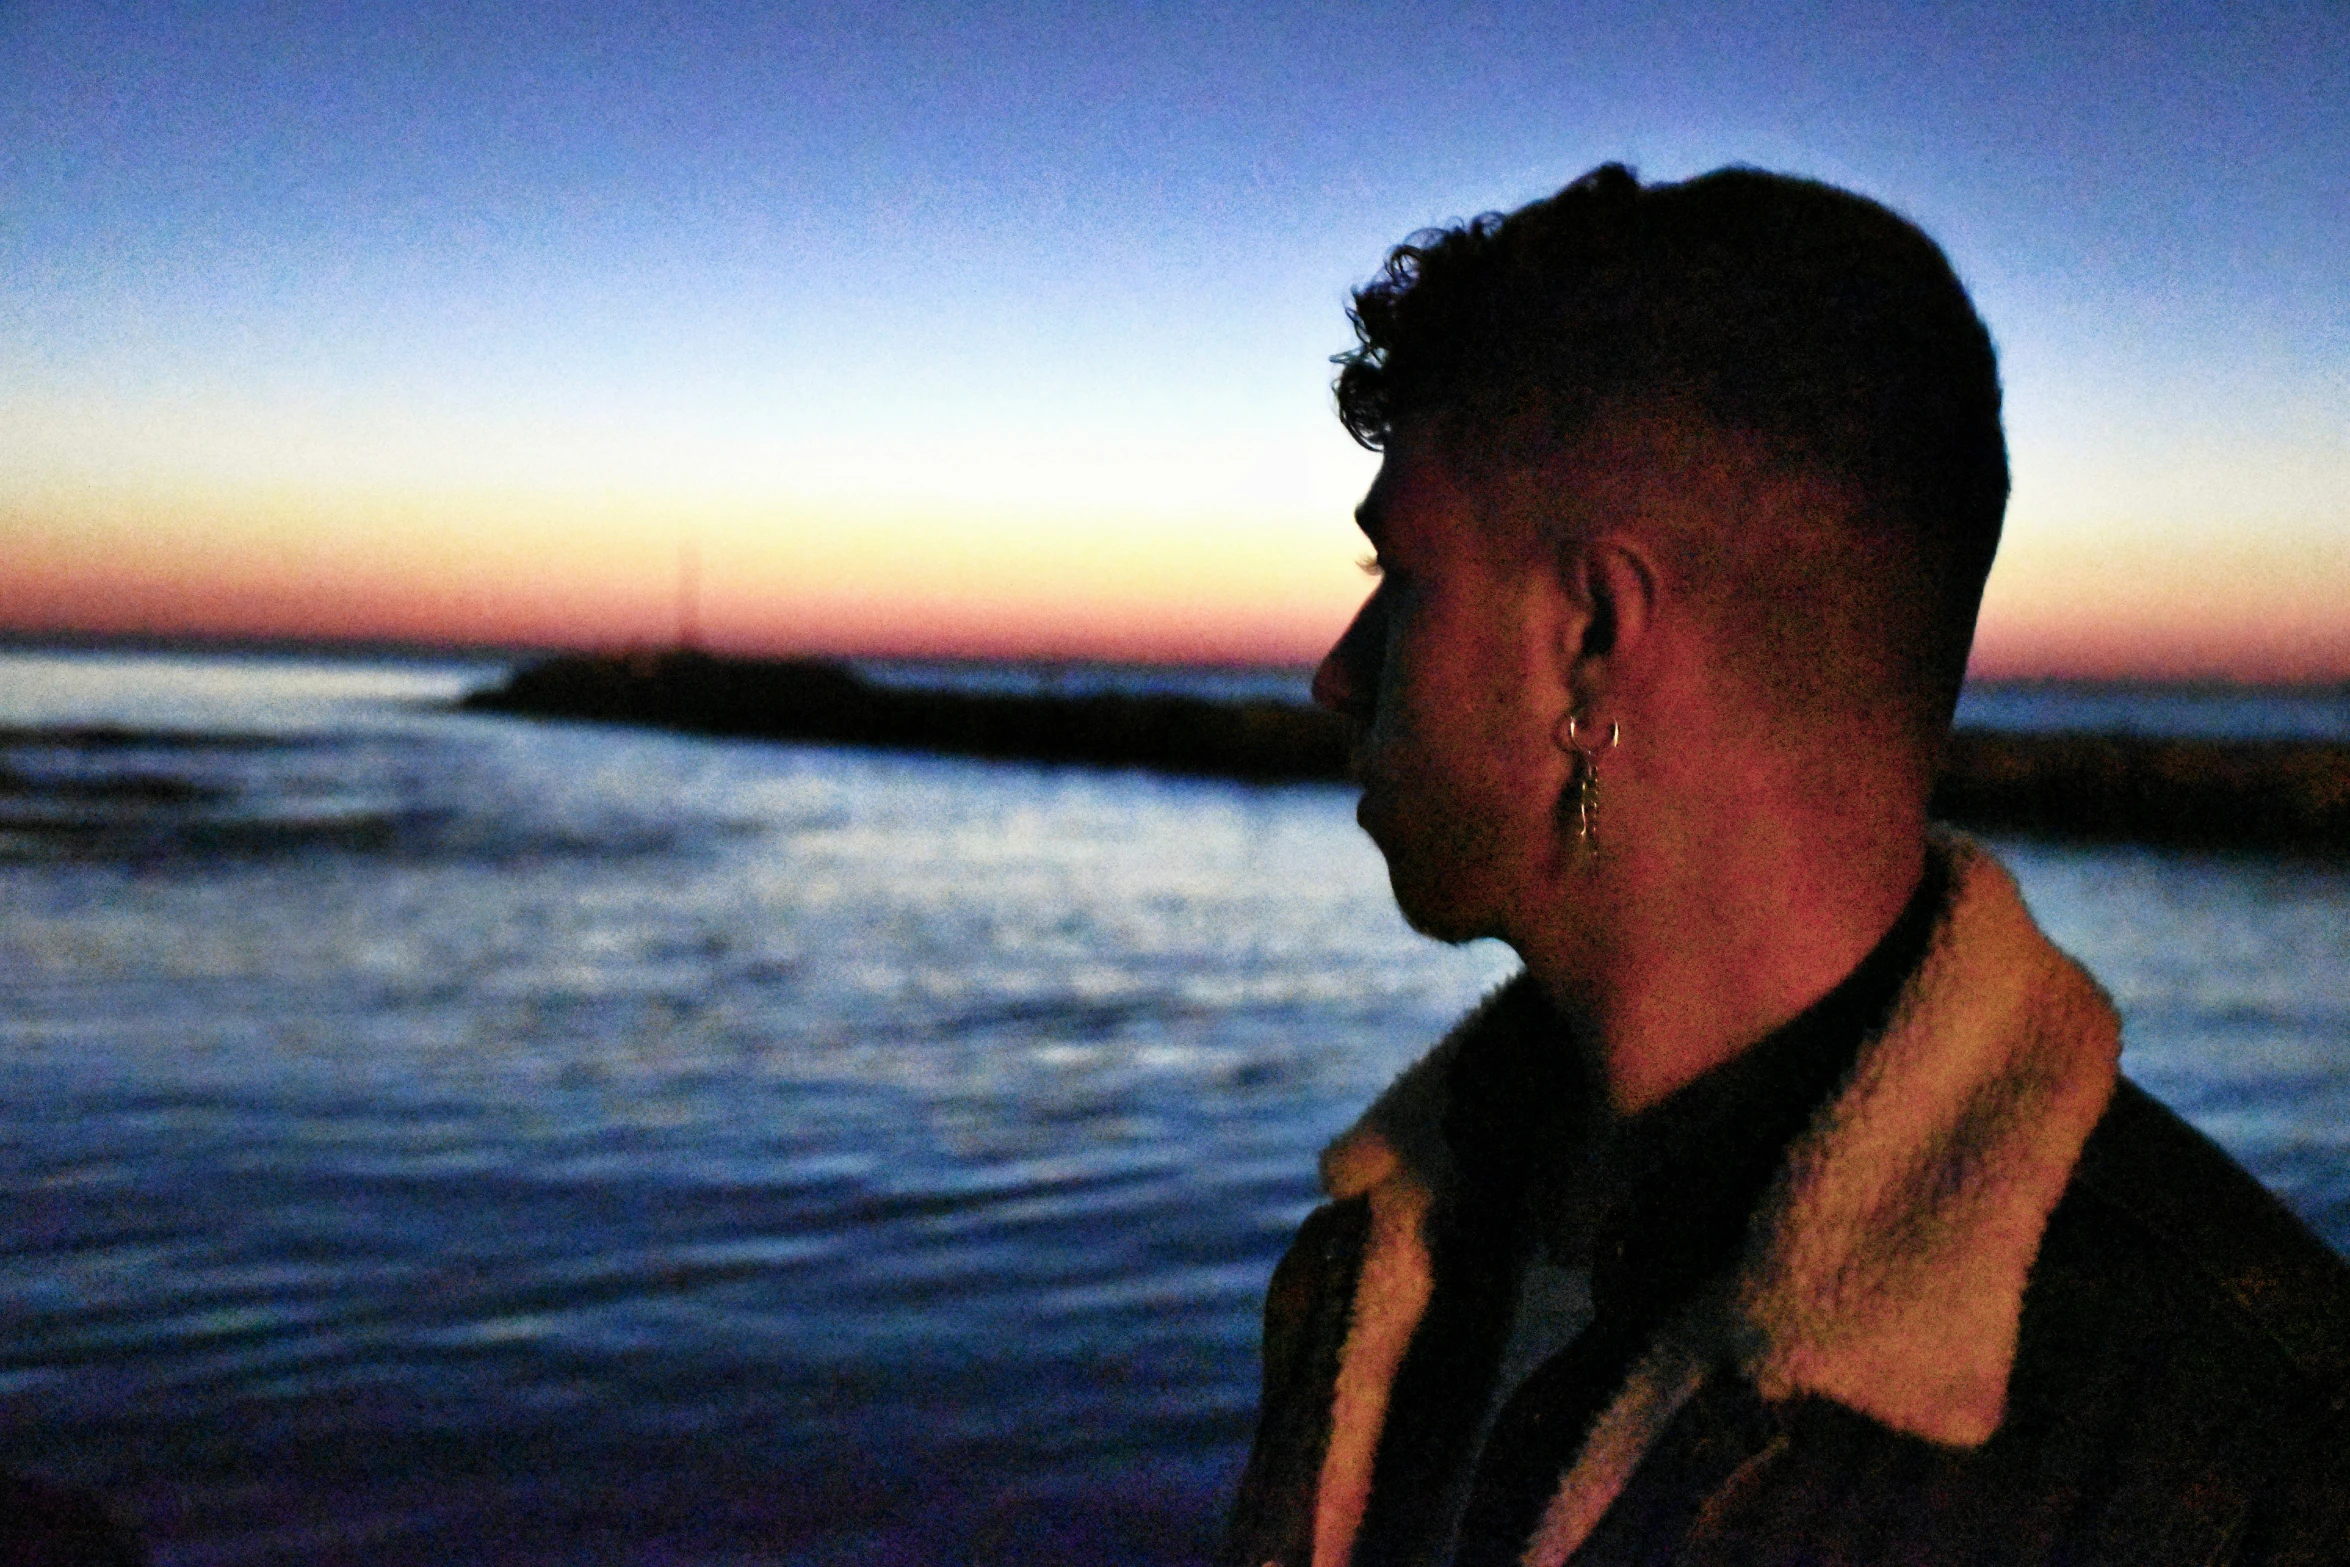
left=1311, top=591, right=1383, bottom=718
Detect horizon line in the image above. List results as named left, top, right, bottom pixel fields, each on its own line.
left=6, top=627, right=2349, bottom=693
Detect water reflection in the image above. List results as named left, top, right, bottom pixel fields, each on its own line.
left=2, top=653, right=2345, bottom=1564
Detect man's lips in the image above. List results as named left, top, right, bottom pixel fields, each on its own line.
left=1334, top=717, right=1371, bottom=787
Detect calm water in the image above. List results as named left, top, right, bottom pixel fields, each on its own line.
left=860, top=659, right=2350, bottom=743
left=4, top=651, right=2347, bottom=1566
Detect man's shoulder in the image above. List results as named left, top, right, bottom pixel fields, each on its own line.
left=2046, top=1076, right=2350, bottom=1392
left=1996, top=1079, right=2350, bottom=1560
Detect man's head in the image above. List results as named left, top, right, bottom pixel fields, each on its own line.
left=1315, top=164, right=2007, bottom=952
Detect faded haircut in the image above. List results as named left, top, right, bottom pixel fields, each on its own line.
left=1334, top=163, right=2008, bottom=734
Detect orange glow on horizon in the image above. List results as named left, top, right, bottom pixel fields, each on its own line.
left=9, top=474, right=2350, bottom=682
left=0, top=478, right=1368, bottom=666
left=1969, top=620, right=2350, bottom=686
left=1970, top=519, right=2350, bottom=684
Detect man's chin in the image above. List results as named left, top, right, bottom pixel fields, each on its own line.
left=1390, top=877, right=1485, bottom=944
left=1357, top=789, right=1492, bottom=943
left=1373, top=847, right=1487, bottom=945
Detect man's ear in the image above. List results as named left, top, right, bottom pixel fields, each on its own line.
left=1561, top=537, right=1658, bottom=687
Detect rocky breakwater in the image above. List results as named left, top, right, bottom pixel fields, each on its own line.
left=464, top=653, right=2350, bottom=855
left=461, top=650, right=1351, bottom=782
left=1932, top=728, right=2350, bottom=856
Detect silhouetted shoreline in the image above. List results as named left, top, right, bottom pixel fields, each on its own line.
left=462, top=650, right=1350, bottom=781
left=463, top=652, right=2350, bottom=855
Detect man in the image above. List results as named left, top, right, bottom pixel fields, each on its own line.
left=1221, top=165, right=2350, bottom=1567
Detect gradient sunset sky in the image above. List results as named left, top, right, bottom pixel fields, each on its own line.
left=4, top=2, right=2344, bottom=677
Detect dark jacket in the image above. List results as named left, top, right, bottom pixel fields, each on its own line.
left=1222, top=838, right=2350, bottom=1567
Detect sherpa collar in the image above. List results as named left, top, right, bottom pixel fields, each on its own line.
left=1305, top=836, right=2122, bottom=1567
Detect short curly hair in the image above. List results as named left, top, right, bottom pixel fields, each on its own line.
left=1335, top=163, right=2008, bottom=728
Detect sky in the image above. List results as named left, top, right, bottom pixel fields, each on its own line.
left=3, top=1, right=2345, bottom=677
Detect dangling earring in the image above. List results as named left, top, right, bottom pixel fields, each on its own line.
left=1561, top=713, right=1620, bottom=854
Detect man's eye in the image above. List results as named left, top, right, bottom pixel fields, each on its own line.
left=1358, top=554, right=1384, bottom=578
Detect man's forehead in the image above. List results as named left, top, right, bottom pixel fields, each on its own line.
left=1352, top=426, right=1563, bottom=558
left=1353, top=423, right=1472, bottom=533
left=1352, top=469, right=1394, bottom=539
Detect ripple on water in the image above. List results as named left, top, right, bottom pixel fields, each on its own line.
left=2, top=658, right=2345, bottom=1564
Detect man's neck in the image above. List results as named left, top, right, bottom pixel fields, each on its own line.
left=1521, top=809, right=1929, bottom=1119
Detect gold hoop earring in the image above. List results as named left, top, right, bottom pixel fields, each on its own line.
left=1561, top=714, right=1620, bottom=854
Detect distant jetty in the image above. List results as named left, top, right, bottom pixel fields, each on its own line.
left=462, top=651, right=1348, bottom=781
left=462, top=652, right=2350, bottom=855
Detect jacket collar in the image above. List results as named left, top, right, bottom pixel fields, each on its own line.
left=1318, top=834, right=2121, bottom=1450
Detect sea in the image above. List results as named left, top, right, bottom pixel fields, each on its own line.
left=4, top=648, right=2348, bottom=1566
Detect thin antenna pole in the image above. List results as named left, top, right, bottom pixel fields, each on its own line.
left=677, top=531, right=702, bottom=651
